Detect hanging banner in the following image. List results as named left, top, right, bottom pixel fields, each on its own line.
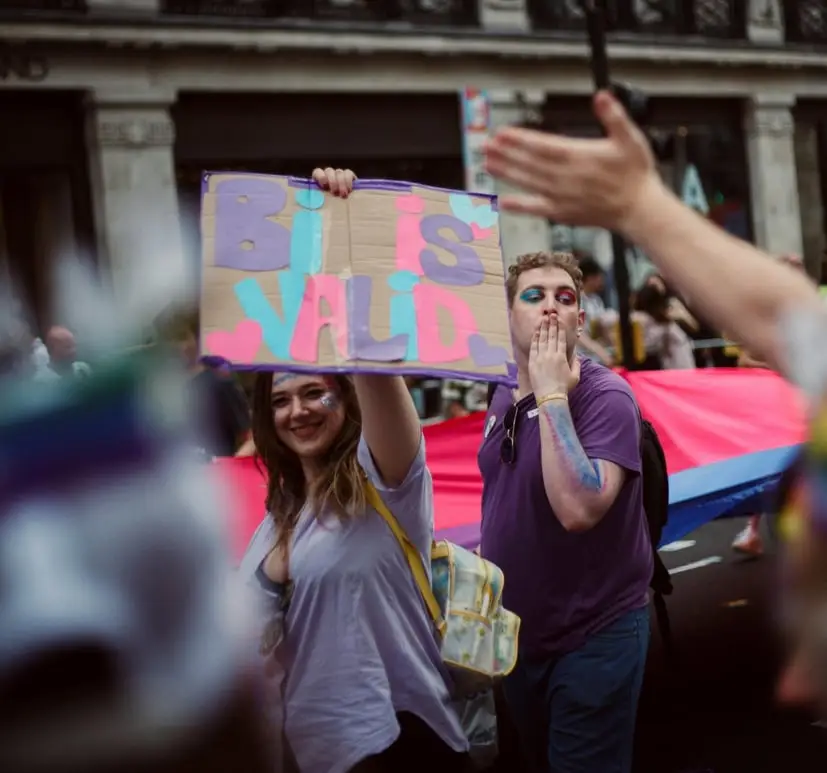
left=217, top=368, right=807, bottom=559
left=200, top=173, right=513, bottom=382
left=681, top=163, right=710, bottom=215
left=460, top=88, right=496, bottom=194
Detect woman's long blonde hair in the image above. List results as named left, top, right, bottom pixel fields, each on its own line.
left=250, top=373, right=366, bottom=550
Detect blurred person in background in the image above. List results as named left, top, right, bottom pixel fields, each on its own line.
left=634, top=283, right=696, bottom=371
left=641, top=272, right=699, bottom=336
left=575, top=257, right=615, bottom=367
left=446, top=398, right=470, bottom=420
left=175, top=327, right=251, bottom=457
left=35, top=325, right=92, bottom=381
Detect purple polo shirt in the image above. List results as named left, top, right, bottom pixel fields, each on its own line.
left=478, top=357, right=652, bottom=659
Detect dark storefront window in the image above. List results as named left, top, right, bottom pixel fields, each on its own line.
left=549, top=99, right=751, bottom=297
left=653, top=123, right=751, bottom=240
left=0, top=91, right=95, bottom=332
left=544, top=98, right=749, bottom=367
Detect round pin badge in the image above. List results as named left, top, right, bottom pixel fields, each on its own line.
left=484, top=415, right=497, bottom=438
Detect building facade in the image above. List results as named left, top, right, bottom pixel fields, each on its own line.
left=1, top=0, right=826, bottom=325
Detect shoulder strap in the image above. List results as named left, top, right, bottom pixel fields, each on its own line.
left=364, top=482, right=446, bottom=637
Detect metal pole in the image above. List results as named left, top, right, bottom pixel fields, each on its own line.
left=584, top=0, right=636, bottom=370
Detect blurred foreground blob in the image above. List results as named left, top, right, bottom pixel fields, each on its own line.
left=0, top=344, right=274, bottom=772
left=777, top=308, right=827, bottom=717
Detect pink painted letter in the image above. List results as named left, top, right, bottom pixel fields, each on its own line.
left=290, top=274, right=349, bottom=362
left=413, top=284, right=479, bottom=363
left=394, top=195, right=426, bottom=275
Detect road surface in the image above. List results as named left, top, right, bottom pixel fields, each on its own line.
left=635, top=516, right=827, bottom=772
left=493, top=516, right=827, bottom=772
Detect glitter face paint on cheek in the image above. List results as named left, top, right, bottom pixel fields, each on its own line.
left=320, top=392, right=339, bottom=411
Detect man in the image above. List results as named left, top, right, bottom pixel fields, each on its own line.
left=36, top=326, right=92, bottom=381
left=481, top=89, right=824, bottom=715
left=573, top=256, right=614, bottom=366
left=479, top=250, right=652, bottom=773
left=578, top=256, right=606, bottom=325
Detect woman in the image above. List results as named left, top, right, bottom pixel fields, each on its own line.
left=239, top=169, right=470, bottom=773
left=642, top=273, right=699, bottom=334
left=634, top=282, right=696, bottom=370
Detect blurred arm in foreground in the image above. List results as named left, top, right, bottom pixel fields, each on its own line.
left=483, top=90, right=822, bottom=378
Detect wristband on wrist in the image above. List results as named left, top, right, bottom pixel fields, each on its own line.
left=536, top=393, right=568, bottom=408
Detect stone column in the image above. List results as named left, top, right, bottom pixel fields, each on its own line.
left=747, top=0, right=785, bottom=45
left=794, top=122, right=826, bottom=279
left=86, top=0, right=159, bottom=14
left=744, top=94, right=804, bottom=257
left=478, top=0, right=530, bottom=33
left=489, top=90, right=551, bottom=268
left=85, top=90, right=185, bottom=305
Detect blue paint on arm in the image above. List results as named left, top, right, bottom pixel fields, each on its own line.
left=540, top=401, right=605, bottom=493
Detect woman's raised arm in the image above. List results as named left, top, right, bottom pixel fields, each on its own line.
left=311, top=167, right=422, bottom=487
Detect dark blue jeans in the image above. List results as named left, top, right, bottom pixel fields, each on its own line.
left=502, top=606, right=650, bottom=773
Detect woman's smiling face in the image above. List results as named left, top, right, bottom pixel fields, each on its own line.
left=270, top=374, right=345, bottom=461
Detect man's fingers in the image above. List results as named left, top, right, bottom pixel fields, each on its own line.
left=538, top=315, right=549, bottom=349
left=485, top=147, right=551, bottom=196
left=489, top=127, right=572, bottom=163
left=531, top=327, right=540, bottom=358
left=497, top=193, right=554, bottom=219
left=594, top=90, right=638, bottom=147
left=556, top=318, right=567, bottom=355
left=550, top=316, right=561, bottom=354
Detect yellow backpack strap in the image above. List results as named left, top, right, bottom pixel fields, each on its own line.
left=365, top=482, right=446, bottom=637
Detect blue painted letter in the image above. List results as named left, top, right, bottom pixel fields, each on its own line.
left=234, top=272, right=306, bottom=360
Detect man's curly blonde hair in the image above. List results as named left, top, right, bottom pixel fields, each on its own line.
left=505, top=251, right=583, bottom=307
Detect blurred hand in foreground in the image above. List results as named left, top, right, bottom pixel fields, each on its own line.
left=484, top=91, right=660, bottom=235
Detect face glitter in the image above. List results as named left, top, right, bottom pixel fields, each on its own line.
left=320, top=392, right=338, bottom=411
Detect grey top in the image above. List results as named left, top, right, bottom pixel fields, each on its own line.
left=238, top=434, right=467, bottom=773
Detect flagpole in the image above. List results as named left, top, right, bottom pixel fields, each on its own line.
left=584, top=0, right=637, bottom=370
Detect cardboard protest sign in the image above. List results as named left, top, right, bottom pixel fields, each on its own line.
left=200, top=173, right=513, bottom=382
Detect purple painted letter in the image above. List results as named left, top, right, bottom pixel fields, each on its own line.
left=419, top=215, right=484, bottom=287
left=213, top=177, right=291, bottom=271
left=347, top=275, right=409, bottom=361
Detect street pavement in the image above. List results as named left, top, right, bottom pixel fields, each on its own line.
left=634, top=516, right=827, bottom=773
